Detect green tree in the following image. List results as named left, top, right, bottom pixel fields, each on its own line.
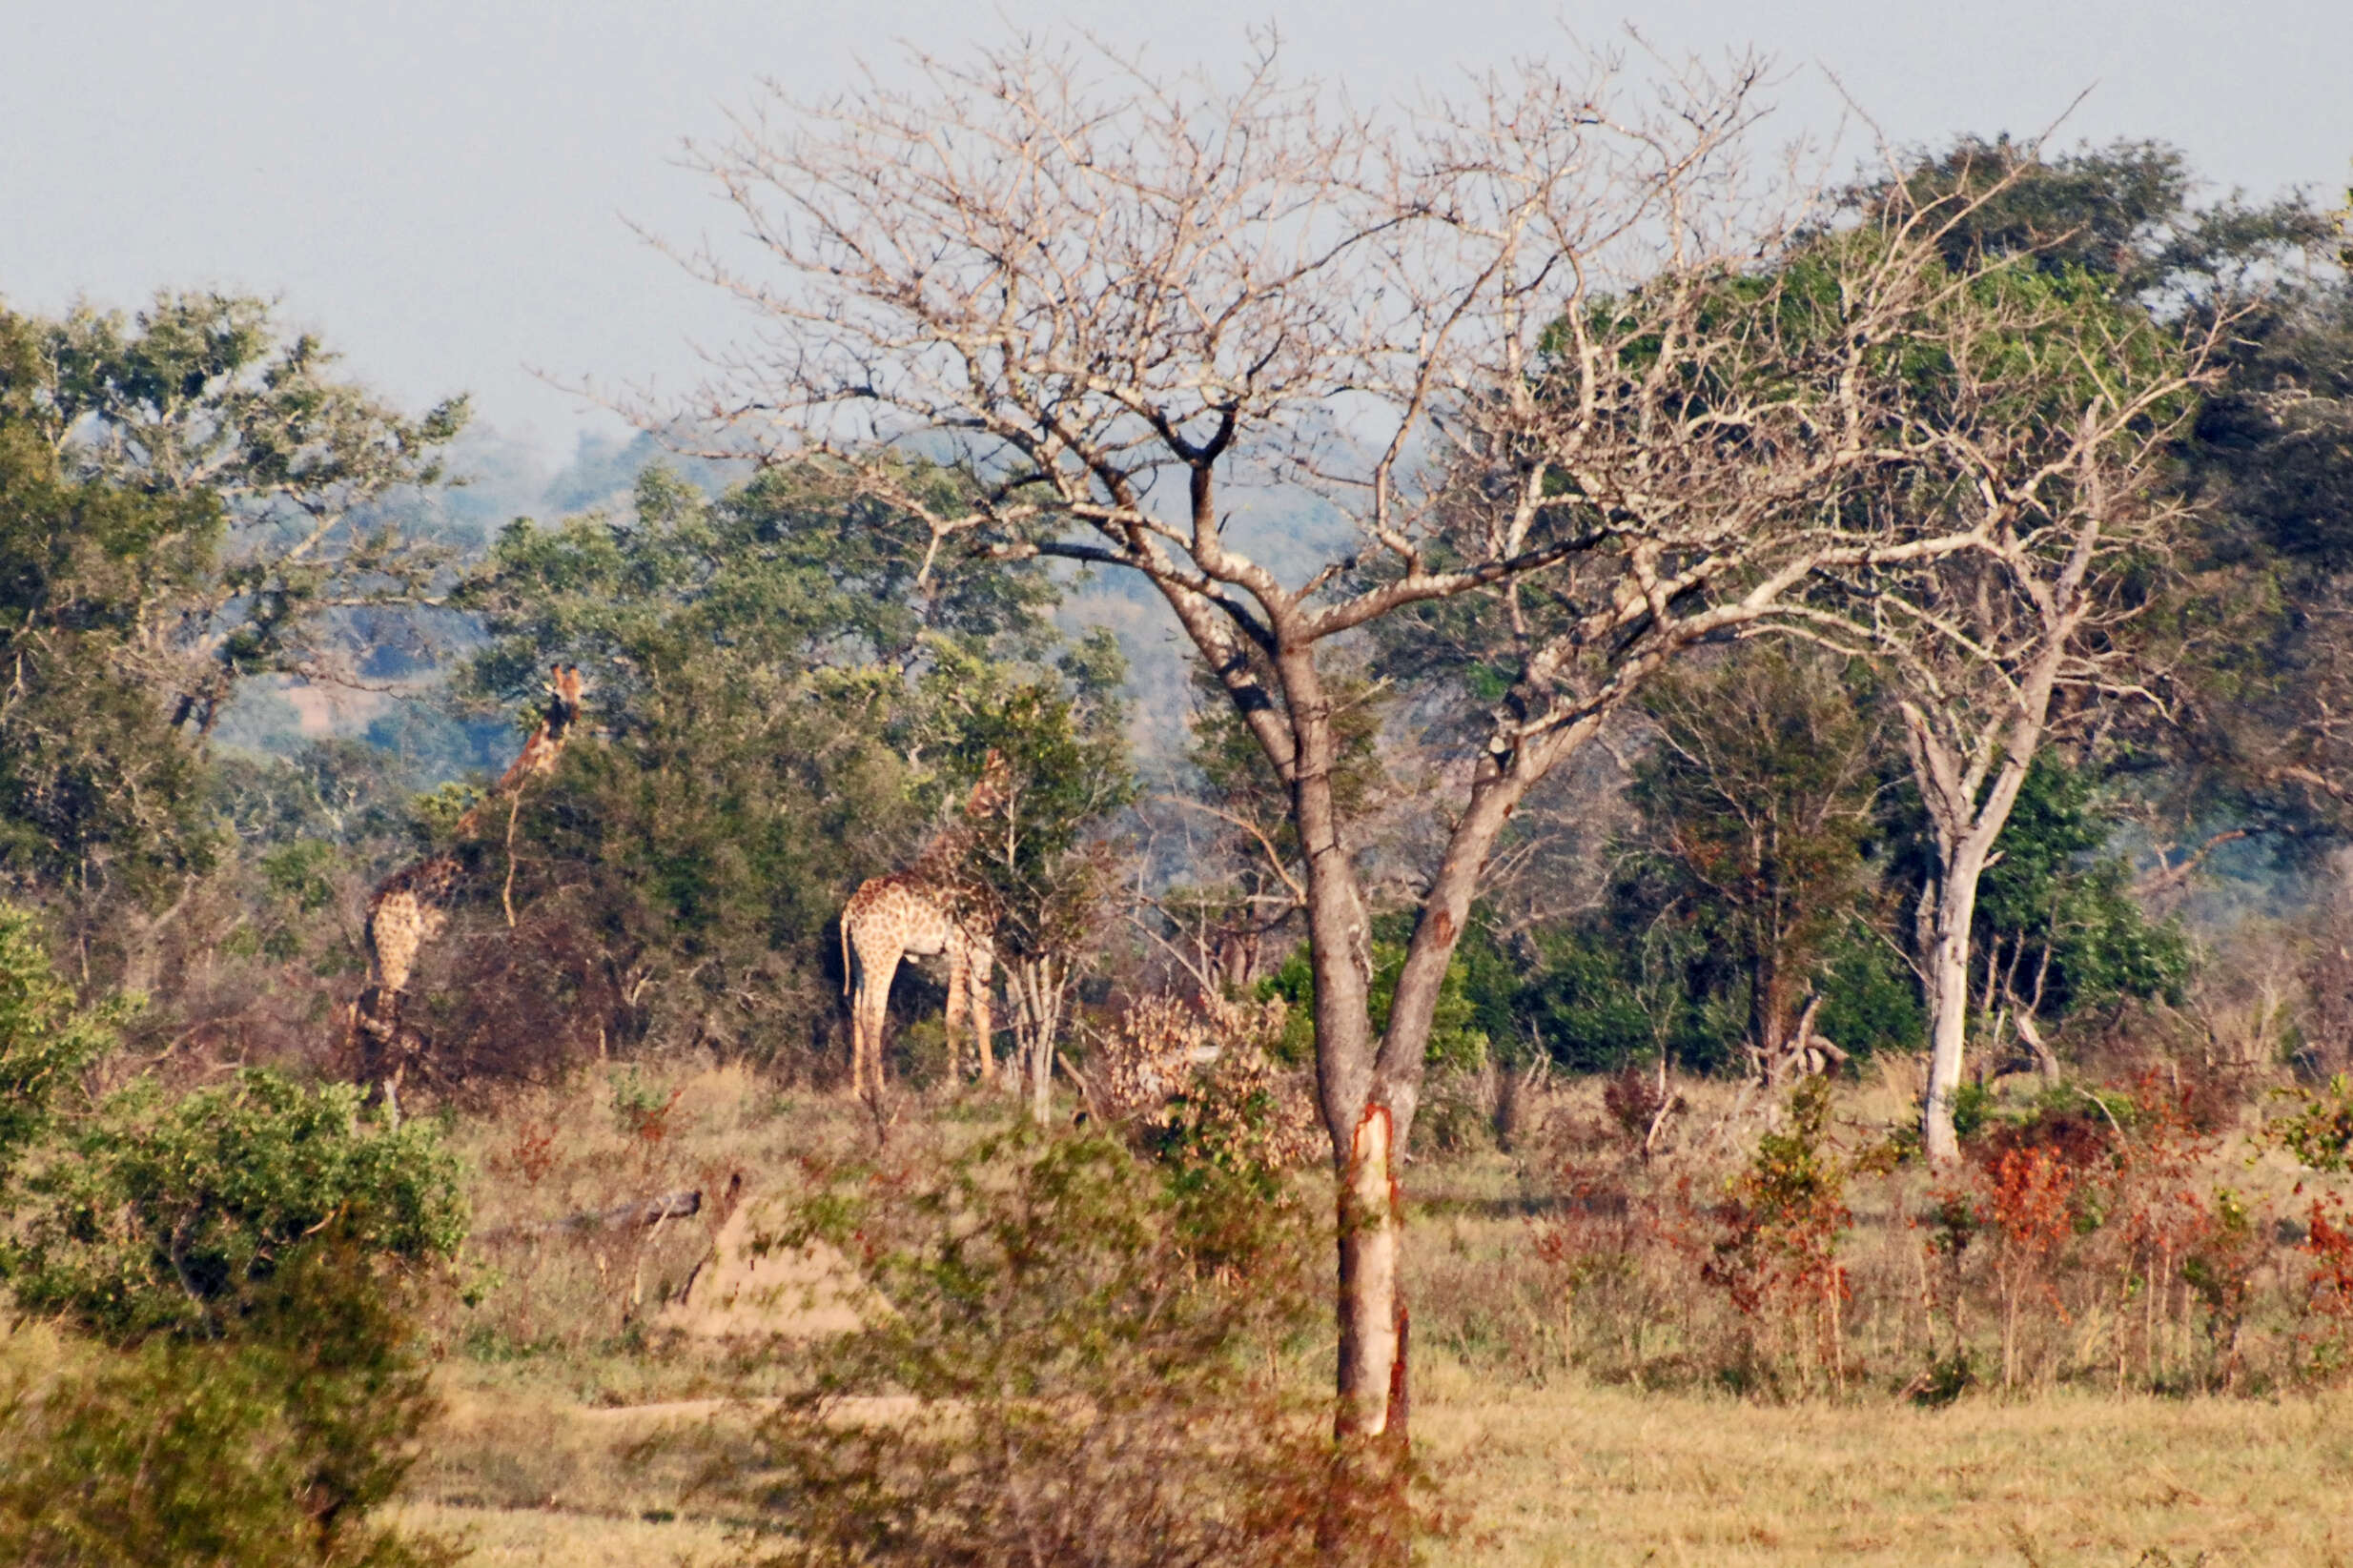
left=1, top=294, right=466, bottom=1008
left=916, top=637, right=1138, bottom=1116
left=441, top=458, right=1076, bottom=1072
left=2175, top=269, right=2353, bottom=844
left=1912, top=754, right=2189, bottom=1073
left=0, top=310, right=222, bottom=900
left=14, top=292, right=467, bottom=735
left=1874, top=135, right=2329, bottom=300
left=1630, top=649, right=1891, bottom=1075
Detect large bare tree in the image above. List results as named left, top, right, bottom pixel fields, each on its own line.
left=669, top=35, right=2027, bottom=1438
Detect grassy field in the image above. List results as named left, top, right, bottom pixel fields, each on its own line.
left=19, top=1059, right=2346, bottom=1565
left=1419, top=1369, right=2353, bottom=1566
left=381, top=1363, right=2353, bottom=1566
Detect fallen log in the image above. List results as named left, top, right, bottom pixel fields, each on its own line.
left=474, top=1188, right=701, bottom=1245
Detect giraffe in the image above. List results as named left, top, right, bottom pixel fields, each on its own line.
left=349, top=664, right=584, bottom=1096
left=839, top=750, right=1012, bottom=1100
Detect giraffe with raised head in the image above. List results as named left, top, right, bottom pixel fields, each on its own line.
left=350, top=665, right=584, bottom=1092
left=839, top=750, right=1012, bottom=1099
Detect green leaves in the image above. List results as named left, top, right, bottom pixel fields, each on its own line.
left=1258, top=915, right=1490, bottom=1073
left=1965, top=754, right=2191, bottom=1018
left=0, top=904, right=121, bottom=1188
left=7, top=292, right=468, bottom=737
left=458, top=456, right=1054, bottom=715
left=0, top=906, right=461, bottom=1562
left=0, top=1241, right=460, bottom=1567
left=10, top=1069, right=465, bottom=1341
left=0, top=328, right=221, bottom=890
left=2267, top=1075, right=2353, bottom=1173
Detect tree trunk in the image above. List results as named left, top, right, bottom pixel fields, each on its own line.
left=1022, top=958, right=1061, bottom=1124
left=1267, top=640, right=1404, bottom=1431
left=116, top=876, right=196, bottom=1001
left=1325, top=755, right=1544, bottom=1443
left=1373, top=759, right=1538, bottom=1148
left=1920, top=855, right=1986, bottom=1164
left=1336, top=1102, right=1407, bottom=1437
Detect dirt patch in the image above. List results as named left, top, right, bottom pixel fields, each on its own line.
left=656, top=1189, right=868, bottom=1341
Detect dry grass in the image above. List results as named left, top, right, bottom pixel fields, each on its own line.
left=408, top=1061, right=2353, bottom=1563
left=20, top=1294, right=2351, bottom=1566
left=1417, top=1365, right=2353, bottom=1565
left=384, top=1501, right=732, bottom=1567
left=21, top=1058, right=2348, bottom=1564
left=384, top=1358, right=2353, bottom=1566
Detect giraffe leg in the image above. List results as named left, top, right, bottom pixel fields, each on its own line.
left=850, top=941, right=900, bottom=1101
left=944, top=939, right=972, bottom=1081
left=968, top=934, right=995, bottom=1088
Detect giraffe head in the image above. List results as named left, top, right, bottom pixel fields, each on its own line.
left=542, top=664, right=583, bottom=740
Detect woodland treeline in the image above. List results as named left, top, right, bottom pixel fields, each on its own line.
left=4, top=135, right=2349, bottom=1134
left=5, top=35, right=2353, bottom=1559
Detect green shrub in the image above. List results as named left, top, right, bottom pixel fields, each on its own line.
left=1, top=1052, right=466, bottom=1564
left=0, top=1241, right=459, bottom=1567
left=0, top=903, right=119, bottom=1189
left=2267, top=1074, right=2353, bottom=1173
left=10, top=1068, right=465, bottom=1340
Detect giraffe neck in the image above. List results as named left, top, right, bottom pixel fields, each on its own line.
left=908, top=821, right=977, bottom=885
left=453, top=671, right=583, bottom=838
left=905, top=760, right=1005, bottom=886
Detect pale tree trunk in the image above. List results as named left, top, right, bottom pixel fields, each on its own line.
left=1336, top=1104, right=1405, bottom=1439
left=1122, top=467, right=1414, bottom=1436
left=1328, top=735, right=1556, bottom=1435
left=1920, top=834, right=1995, bottom=1164
left=1899, top=443, right=2129, bottom=1161
left=1904, top=682, right=2050, bottom=1163
left=1007, top=954, right=1064, bottom=1124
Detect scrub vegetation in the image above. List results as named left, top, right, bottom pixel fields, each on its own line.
left=5, top=28, right=2353, bottom=1565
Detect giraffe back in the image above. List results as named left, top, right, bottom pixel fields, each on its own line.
left=843, top=871, right=966, bottom=961
left=365, top=854, right=460, bottom=991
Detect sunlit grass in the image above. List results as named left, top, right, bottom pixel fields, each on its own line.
left=1419, top=1363, right=2353, bottom=1565
left=125, top=1064, right=2348, bottom=1564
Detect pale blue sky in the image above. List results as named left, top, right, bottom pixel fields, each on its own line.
left=6, top=1, right=2347, bottom=458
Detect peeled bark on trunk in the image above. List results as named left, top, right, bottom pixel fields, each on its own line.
left=1323, top=759, right=1543, bottom=1436
left=1336, top=1103, right=1406, bottom=1438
